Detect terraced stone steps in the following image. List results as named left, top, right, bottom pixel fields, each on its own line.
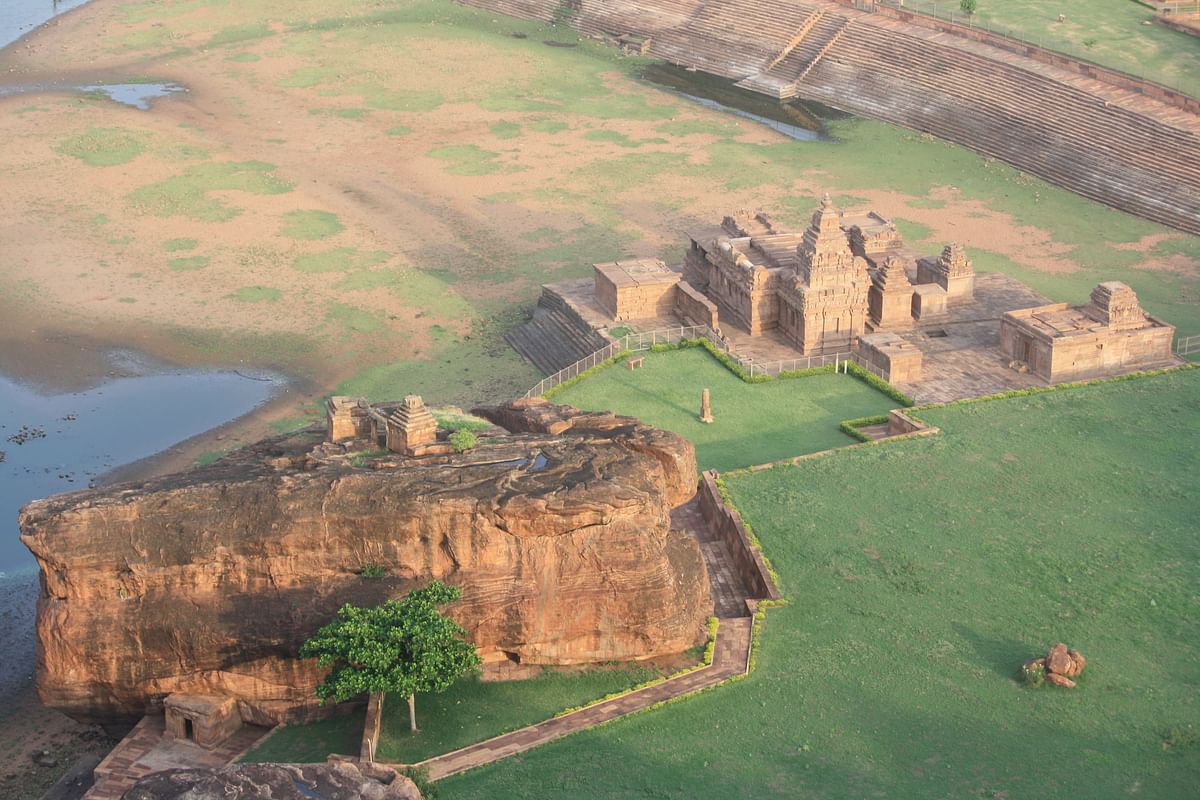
left=456, top=0, right=1200, bottom=234
left=505, top=289, right=610, bottom=374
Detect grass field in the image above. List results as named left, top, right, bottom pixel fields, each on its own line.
left=440, top=369, right=1200, bottom=799
left=376, top=667, right=661, bottom=763
left=240, top=708, right=365, bottom=763
left=552, top=348, right=897, bottom=471
left=900, top=0, right=1200, bottom=93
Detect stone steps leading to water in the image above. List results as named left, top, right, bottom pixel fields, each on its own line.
left=454, top=0, right=1200, bottom=235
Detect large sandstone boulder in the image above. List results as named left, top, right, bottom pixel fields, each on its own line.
left=123, top=761, right=421, bottom=799
left=21, top=400, right=710, bottom=724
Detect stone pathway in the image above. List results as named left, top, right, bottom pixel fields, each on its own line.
left=402, top=616, right=754, bottom=781
left=84, top=715, right=271, bottom=799
left=384, top=497, right=759, bottom=781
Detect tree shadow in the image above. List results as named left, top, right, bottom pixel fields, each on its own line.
left=953, top=623, right=1032, bottom=681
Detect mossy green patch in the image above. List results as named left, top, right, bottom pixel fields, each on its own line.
left=528, top=119, right=569, bottom=134
left=353, top=84, right=443, bottom=112
left=490, top=121, right=522, bottom=139
left=583, top=129, right=644, bottom=148
left=225, top=52, right=261, bottom=63
left=309, top=107, right=370, bottom=119
left=334, top=269, right=401, bottom=291
left=292, top=248, right=390, bottom=274
left=128, top=161, right=292, bottom=221
left=56, top=127, right=147, bottom=167
left=892, top=217, right=934, bottom=243
left=385, top=125, right=412, bottom=137
left=163, top=238, right=199, bottom=253
left=326, top=302, right=386, bottom=333
left=277, top=67, right=339, bottom=89
left=207, top=23, right=271, bottom=48
left=390, top=270, right=474, bottom=318
left=281, top=210, right=344, bottom=241
left=231, top=286, right=281, bottom=302
left=169, top=256, right=210, bottom=271
left=656, top=118, right=739, bottom=137
left=427, top=144, right=503, bottom=176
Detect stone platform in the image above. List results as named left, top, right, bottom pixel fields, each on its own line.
left=890, top=272, right=1051, bottom=403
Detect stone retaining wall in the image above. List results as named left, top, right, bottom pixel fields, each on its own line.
left=697, top=471, right=781, bottom=601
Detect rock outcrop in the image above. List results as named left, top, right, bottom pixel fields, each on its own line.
left=1023, top=642, right=1087, bottom=688
left=123, top=761, right=421, bottom=799
left=20, top=399, right=710, bottom=724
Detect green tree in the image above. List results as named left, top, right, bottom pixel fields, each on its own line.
left=960, top=0, right=977, bottom=15
left=300, top=580, right=481, bottom=732
left=449, top=429, right=478, bottom=452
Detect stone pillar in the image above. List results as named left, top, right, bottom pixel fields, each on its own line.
left=700, top=388, right=714, bottom=424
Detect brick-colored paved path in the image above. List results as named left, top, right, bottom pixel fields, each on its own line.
left=390, top=496, right=760, bottom=781
left=402, top=615, right=753, bottom=781
left=84, top=715, right=270, bottom=799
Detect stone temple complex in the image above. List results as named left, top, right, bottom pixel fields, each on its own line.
left=511, top=194, right=1181, bottom=403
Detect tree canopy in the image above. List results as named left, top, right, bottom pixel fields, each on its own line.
left=300, top=580, right=481, bottom=713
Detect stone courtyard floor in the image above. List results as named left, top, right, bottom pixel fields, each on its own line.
left=84, top=715, right=271, bottom=799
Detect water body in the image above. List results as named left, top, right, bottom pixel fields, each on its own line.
left=640, top=64, right=852, bottom=141
left=1, top=0, right=90, bottom=50
left=0, top=81, right=188, bottom=109
left=0, top=356, right=284, bottom=698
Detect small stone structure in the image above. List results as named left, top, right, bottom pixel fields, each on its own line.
left=163, top=694, right=242, bottom=749
left=384, top=395, right=439, bottom=455
left=700, top=388, right=713, bottom=423
left=999, top=282, right=1175, bottom=381
left=857, top=332, right=923, bottom=384
left=911, top=283, right=948, bottom=320
left=868, top=255, right=915, bottom=331
left=594, top=258, right=682, bottom=321
left=917, top=242, right=975, bottom=300
left=325, top=396, right=375, bottom=443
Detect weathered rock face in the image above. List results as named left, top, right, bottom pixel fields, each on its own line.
left=20, top=400, right=709, bottom=725
left=123, top=761, right=421, bottom=800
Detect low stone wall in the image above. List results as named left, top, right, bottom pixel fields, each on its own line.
left=360, top=693, right=385, bottom=763
left=697, top=471, right=781, bottom=601
left=887, top=408, right=931, bottom=436
left=675, top=281, right=720, bottom=330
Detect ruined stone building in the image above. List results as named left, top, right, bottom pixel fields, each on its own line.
left=1000, top=281, right=1175, bottom=381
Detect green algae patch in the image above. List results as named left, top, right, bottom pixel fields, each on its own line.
left=56, top=128, right=147, bottom=167
left=281, top=210, right=344, bottom=241
left=128, top=161, right=292, bottom=221
left=169, top=256, right=210, bottom=271
left=426, top=145, right=502, bottom=176
left=231, top=286, right=282, bottom=302
left=292, top=248, right=390, bottom=274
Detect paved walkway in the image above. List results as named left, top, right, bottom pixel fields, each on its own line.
left=387, top=497, right=760, bottom=781
left=84, top=715, right=271, bottom=799
left=402, top=616, right=754, bottom=781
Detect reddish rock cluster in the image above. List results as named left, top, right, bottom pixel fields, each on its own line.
left=1025, top=643, right=1087, bottom=688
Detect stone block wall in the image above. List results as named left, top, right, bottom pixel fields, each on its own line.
left=675, top=281, right=719, bottom=330
left=857, top=333, right=923, bottom=384
left=1046, top=324, right=1175, bottom=381
left=697, top=471, right=780, bottom=602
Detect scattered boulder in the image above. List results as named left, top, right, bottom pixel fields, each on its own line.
left=1026, top=643, right=1087, bottom=688
left=1045, top=673, right=1077, bottom=689
left=122, top=761, right=422, bottom=799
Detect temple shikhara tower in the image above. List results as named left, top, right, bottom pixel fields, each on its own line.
left=776, top=194, right=871, bottom=353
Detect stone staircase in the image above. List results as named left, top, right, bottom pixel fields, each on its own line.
left=455, top=0, right=1200, bottom=235
left=505, top=288, right=610, bottom=375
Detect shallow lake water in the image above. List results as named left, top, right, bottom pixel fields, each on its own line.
left=1, top=0, right=90, bottom=50
left=0, top=355, right=283, bottom=698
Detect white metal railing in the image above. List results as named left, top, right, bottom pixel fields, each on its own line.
left=522, top=324, right=883, bottom=398
left=1176, top=334, right=1200, bottom=357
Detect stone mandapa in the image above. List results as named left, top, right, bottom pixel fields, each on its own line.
left=20, top=399, right=710, bottom=725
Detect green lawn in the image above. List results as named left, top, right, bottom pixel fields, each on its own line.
left=900, top=0, right=1200, bottom=94
left=552, top=348, right=897, bottom=471
left=440, top=369, right=1200, bottom=799
left=376, top=667, right=660, bottom=763
left=240, top=707, right=365, bottom=763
